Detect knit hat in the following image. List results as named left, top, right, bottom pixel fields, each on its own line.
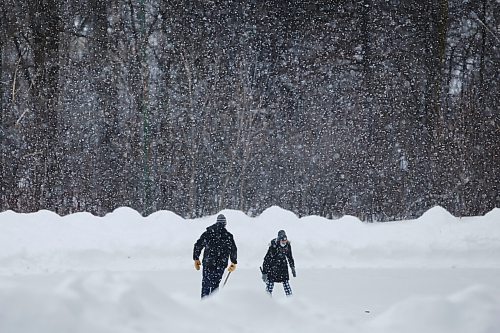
left=277, top=230, right=287, bottom=241
left=216, top=214, right=227, bottom=226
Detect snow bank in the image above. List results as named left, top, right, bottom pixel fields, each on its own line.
left=1, top=206, right=499, bottom=274
left=0, top=270, right=498, bottom=333
left=366, top=285, right=500, bottom=333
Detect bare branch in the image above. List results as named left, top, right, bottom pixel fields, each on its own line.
left=11, top=55, right=22, bottom=102
left=15, top=108, right=28, bottom=127
left=471, top=11, right=500, bottom=44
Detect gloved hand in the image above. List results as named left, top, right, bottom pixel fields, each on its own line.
left=291, top=266, right=296, bottom=277
left=262, top=273, right=268, bottom=283
left=194, top=259, right=201, bottom=271
left=228, top=263, right=237, bottom=272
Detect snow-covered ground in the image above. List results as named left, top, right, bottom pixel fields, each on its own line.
left=0, top=206, right=499, bottom=333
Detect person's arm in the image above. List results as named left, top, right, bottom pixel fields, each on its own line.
left=229, top=235, right=237, bottom=264
left=287, top=243, right=296, bottom=277
left=193, top=232, right=207, bottom=261
left=226, top=234, right=238, bottom=272
left=262, top=243, right=273, bottom=273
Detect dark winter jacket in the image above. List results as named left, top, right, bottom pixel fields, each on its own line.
left=262, top=238, right=295, bottom=283
left=193, top=223, right=237, bottom=269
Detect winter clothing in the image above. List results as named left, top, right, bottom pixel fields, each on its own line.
left=193, top=216, right=237, bottom=298
left=277, top=230, right=287, bottom=241
left=262, top=237, right=295, bottom=283
left=262, top=231, right=296, bottom=296
left=216, top=214, right=227, bottom=226
left=266, top=280, right=292, bottom=296
left=194, top=259, right=201, bottom=271
left=201, top=264, right=226, bottom=297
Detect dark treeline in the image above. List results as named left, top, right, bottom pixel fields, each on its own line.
left=0, top=0, right=499, bottom=221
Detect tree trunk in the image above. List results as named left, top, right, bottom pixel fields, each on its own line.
left=27, top=0, right=61, bottom=212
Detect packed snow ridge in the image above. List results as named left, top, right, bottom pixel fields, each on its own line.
left=1, top=205, right=499, bottom=273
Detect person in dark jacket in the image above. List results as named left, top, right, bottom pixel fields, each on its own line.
left=193, top=214, right=237, bottom=298
left=261, top=230, right=296, bottom=296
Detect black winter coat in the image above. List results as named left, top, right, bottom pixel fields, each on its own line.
left=193, top=223, right=237, bottom=269
left=262, top=239, right=295, bottom=283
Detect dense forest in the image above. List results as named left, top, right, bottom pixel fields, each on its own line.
left=0, top=0, right=499, bottom=221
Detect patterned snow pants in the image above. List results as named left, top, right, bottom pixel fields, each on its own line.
left=266, top=280, right=292, bottom=296
left=201, top=265, right=226, bottom=298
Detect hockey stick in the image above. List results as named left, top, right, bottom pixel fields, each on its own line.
left=222, top=271, right=231, bottom=287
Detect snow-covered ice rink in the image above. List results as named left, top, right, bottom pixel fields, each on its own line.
left=1, top=206, right=499, bottom=332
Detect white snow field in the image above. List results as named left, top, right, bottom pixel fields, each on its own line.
left=0, top=206, right=499, bottom=333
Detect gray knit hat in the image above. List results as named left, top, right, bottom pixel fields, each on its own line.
left=216, top=214, right=227, bottom=226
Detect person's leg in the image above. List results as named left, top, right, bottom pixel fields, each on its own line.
left=283, top=280, right=292, bottom=296
left=201, top=265, right=212, bottom=298
left=211, top=265, right=226, bottom=291
left=202, top=265, right=226, bottom=298
left=266, top=280, right=274, bottom=295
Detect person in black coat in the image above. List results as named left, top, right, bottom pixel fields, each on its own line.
left=261, top=230, right=296, bottom=296
left=193, top=214, right=237, bottom=298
